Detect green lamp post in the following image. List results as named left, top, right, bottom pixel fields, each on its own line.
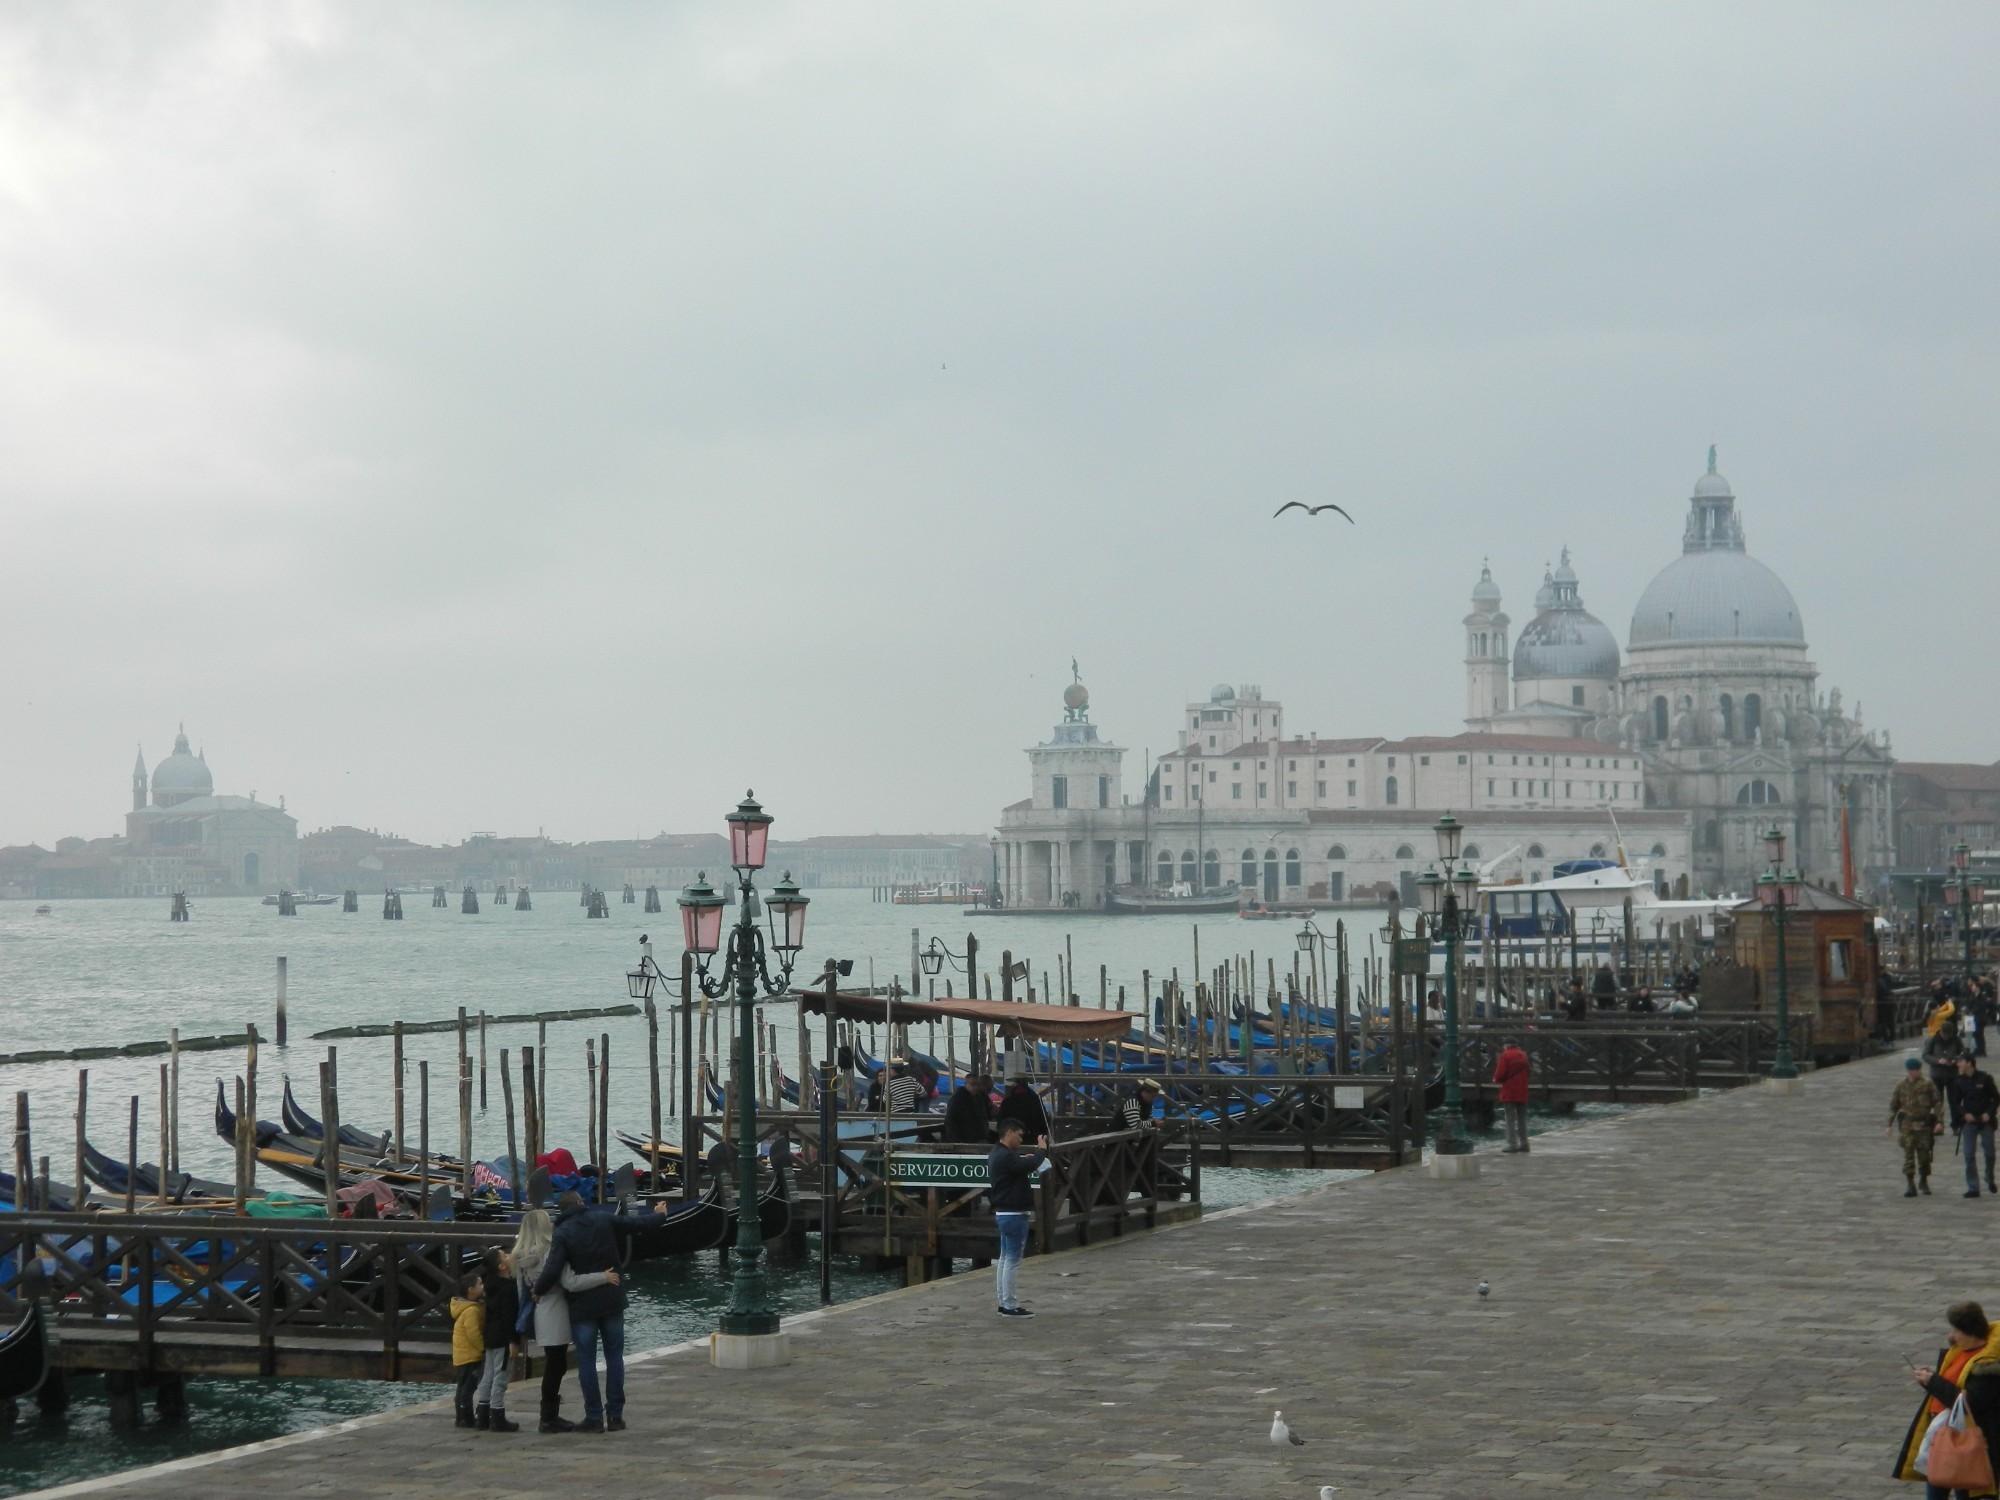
left=1757, top=825, right=1801, bottom=1082
left=676, top=792, right=810, bottom=1367
left=1416, top=814, right=1482, bottom=1168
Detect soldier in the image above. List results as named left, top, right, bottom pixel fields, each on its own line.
left=1887, top=1055, right=1945, bottom=1197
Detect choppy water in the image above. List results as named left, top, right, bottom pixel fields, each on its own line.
left=0, top=892, right=1359, bottom=1494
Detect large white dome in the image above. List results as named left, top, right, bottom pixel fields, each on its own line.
left=151, top=731, right=213, bottom=801
left=1629, top=459, right=1805, bottom=649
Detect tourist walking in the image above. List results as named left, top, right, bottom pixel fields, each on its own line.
left=1493, top=1039, right=1531, bottom=1153
left=1117, top=1078, right=1162, bottom=1131
left=994, top=1077, right=1051, bottom=1142
left=1949, top=1056, right=2000, bottom=1198
left=1895, top=1300, right=2000, bottom=1492
left=1888, top=1057, right=1945, bottom=1198
left=512, top=1207, right=616, bottom=1433
left=532, top=1191, right=674, bottom=1432
left=477, top=1247, right=521, bottom=1431
left=1929, top=1023, right=1971, bottom=1123
left=450, top=1273, right=486, bottom=1429
left=942, top=1073, right=993, bottom=1142
left=987, top=1117, right=1046, bottom=1319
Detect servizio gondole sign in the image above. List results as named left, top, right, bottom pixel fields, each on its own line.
left=869, top=1152, right=1006, bottom=1187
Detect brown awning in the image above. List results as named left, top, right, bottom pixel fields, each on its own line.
left=793, top=989, right=1136, bottom=1041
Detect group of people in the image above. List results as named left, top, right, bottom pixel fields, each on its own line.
left=1892, top=991, right=2000, bottom=1198
left=449, top=1189, right=677, bottom=1434
left=1550, top=964, right=1698, bottom=1022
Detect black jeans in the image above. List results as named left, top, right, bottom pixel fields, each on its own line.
left=454, top=1363, right=480, bottom=1419
left=540, top=1342, right=570, bottom=1418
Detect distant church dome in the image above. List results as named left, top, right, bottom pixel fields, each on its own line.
left=1209, top=683, right=1235, bottom=703
left=1514, top=548, right=1619, bottom=681
left=1629, top=454, right=1805, bottom=648
left=151, top=729, right=213, bottom=806
left=1469, top=563, right=1502, bottom=609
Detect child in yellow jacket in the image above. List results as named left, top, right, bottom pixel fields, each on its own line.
left=451, top=1274, right=486, bottom=1428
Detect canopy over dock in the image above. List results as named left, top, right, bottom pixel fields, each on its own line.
left=793, top=989, right=1134, bottom=1041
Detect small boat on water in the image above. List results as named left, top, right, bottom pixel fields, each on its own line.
left=1106, top=887, right=1242, bottom=915
left=260, top=892, right=339, bottom=907
left=281, top=1078, right=393, bottom=1156
left=32, top=905, right=50, bottom=916
left=78, top=1138, right=256, bottom=1205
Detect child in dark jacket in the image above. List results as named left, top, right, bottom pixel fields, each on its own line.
left=477, top=1248, right=521, bottom=1432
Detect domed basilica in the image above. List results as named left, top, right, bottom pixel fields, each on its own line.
left=1466, top=452, right=1894, bottom=893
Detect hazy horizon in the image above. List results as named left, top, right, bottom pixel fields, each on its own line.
left=5, top=4, right=1995, bottom=849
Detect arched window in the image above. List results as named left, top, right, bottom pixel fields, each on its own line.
left=1241, top=849, right=1257, bottom=886
left=1526, top=843, right=1545, bottom=859
left=1180, top=850, right=1197, bottom=886
left=1326, top=844, right=1346, bottom=861
left=243, top=852, right=260, bottom=887
left=1652, top=696, right=1669, bottom=741
left=1284, top=849, right=1301, bottom=887
left=1650, top=842, right=1667, bottom=858
left=1718, top=693, right=1734, bottom=741
left=1394, top=844, right=1415, bottom=860
left=1157, top=850, right=1174, bottom=886
left=1385, top=775, right=1399, bottom=806
left=1462, top=843, right=1482, bottom=860
left=1743, top=693, right=1762, bottom=739
left=1202, top=849, right=1221, bottom=889
left=1589, top=843, right=1607, bottom=858
left=1737, top=779, right=1781, bottom=805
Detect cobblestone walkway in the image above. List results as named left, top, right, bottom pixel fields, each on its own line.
left=41, top=1050, right=1970, bottom=1498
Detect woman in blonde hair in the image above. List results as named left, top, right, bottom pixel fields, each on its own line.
left=512, top=1208, right=615, bottom=1433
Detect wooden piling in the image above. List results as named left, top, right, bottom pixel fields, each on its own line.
left=10, top=1095, right=27, bottom=1214
left=500, top=1049, right=522, bottom=1207
left=73, top=1070, right=87, bottom=1216
left=392, top=1021, right=405, bottom=1167
left=598, top=1031, right=611, bottom=1190
left=157, top=1064, right=170, bottom=1208
left=478, top=1011, right=489, bottom=1112
left=168, top=1027, right=181, bottom=1174
left=522, top=1047, right=540, bottom=1166
left=646, top=999, right=663, bottom=1192
left=320, top=1053, right=341, bottom=1207
left=585, top=1038, right=598, bottom=1168
left=458, top=1052, right=473, bottom=1200
left=244, top=1021, right=259, bottom=1198
left=417, top=1061, right=430, bottom=1213
left=275, top=956, right=288, bottom=1047
left=232, top=1077, right=248, bottom=1214
left=123, top=1095, right=137, bottom=1215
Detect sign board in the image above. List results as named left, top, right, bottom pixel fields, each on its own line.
left=874, top=1152, right=993, bottom=1188
left=1332, top=1085, right=1366, bottom=1109
left=1395, top=938, right=1432, bottom=973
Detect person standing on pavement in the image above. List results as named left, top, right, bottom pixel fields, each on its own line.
left=987, top=1117, right=1046, bottom=1320
left=531, top=1191, right=673, bottom=1433
left=1888, top=1057, right=1946, bottom=1198
left=450, top=1274, right=486, bottom=1429
left=942, top=1073, right=993, bottom=1142
left=512, top=1207, right=616, bottom=1433
left=1493, top=1039, right=1531, bottom=1154
left=994, top=1077, right=1051, bottom=1143
left=1948, top=1055, right=2000, bottom=1199
left=1896, top=1300, right=2000, bottom=1492
left=476, top=1247, right=521, bottom=1432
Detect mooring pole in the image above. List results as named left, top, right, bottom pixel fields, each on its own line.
left=501, top=1049, right=522, bottom=1208
left=73, top=1069, right=87, bottom=1215
left=417, top=1061, right=431, bottom=1214
left=168, top=1026, right=181, bottom=1174
left=392, top=1020, right=406, bottom=1167
left=275, top=956, right=288, bottom=1047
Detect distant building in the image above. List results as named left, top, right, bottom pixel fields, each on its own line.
left=1892, top=762, right=2000, bottom=869
left=122, top=729, right=298, bottom=894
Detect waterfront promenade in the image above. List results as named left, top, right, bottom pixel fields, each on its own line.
left=42, top=1049, right=1965, bottom=1498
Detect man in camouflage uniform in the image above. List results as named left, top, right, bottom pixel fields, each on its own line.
left=1888, top=1055, right=1944, bottom=1197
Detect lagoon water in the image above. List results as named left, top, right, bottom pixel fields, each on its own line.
left=0, top=890, right=1343, bottom=1494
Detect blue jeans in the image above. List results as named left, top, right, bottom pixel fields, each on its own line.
left=568, top=1314, right=624, bottom=1422
left=1965, top=1122, right=1996, bottom=1190
left=995, top=1213, right=1029, bottom=1309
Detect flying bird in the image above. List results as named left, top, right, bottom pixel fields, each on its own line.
left=1477, top=1279, right=1490, bottom=1299
left=1273, top=502, right=1354, bottom=522
left=1270, top=1410, right=1306, bottom=1446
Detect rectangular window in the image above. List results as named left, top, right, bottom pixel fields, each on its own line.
left=1286, top=781, right=1297, bottom=798
left=1347, top=759, right=1356, bottom=768
left=1163, top=786, right=1173, bottom=802
left=1827, top=939, right=1852, bottom=981
left=1326, top=872, right=1344, bottom=902
left=1420, top=755, right=1431, bottom=766
left=1232, top=761, right=1241, bottom=771
left=1572, top=686, right=1585, bottom=706
left=1208, top=771, right=1217, bottom=783
left=1051, top=776, right=1068, bottom=809
left=1316, top=759, right=1325, bottom=769
left=1347, top=780, right=1357, bottom=796
left=1098, top=775, right=1110, bottom=809
left=1287, top=760, right=1296, bottom=771
left=1565, top=782, right=1572, bottom=797
left=1257, top=782, right=1268, bottom=798
left=1388, top=756, right=1397, bottom=769
left=1511, top=780, right=1518, bottom=796
left=1316, top=781, right=1326, bottom=797
left=1457, top=754, right=1467, bottom=764
left=1231, top=784, right=1243, bottom=800
left=1192, top=787, right=1201, bottom=802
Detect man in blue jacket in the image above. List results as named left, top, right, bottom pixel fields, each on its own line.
left=533, top=1190, right=671, bottom=1431
left=987, top=1118, right=1046, bottom=1320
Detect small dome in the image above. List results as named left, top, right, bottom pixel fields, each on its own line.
left=1532, top=568, right=1555, bottom=612
left=1209, top=683, right=1235, bottom=703
left=1515, top=548, right=1618, bottom=681
left=1693, top=470, right=1733, bottom=499
left=1469, top=563, right=1501, bottom=608
left=1062, top=682, right=1089, bottom=712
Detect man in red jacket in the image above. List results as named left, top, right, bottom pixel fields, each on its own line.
left=1493, top=1040, right=1531, bottom=1154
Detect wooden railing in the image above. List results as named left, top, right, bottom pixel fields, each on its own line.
left=0, top=1214, right=509, bottom=1382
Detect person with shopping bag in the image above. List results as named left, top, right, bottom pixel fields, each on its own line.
left=1894, top=1301, right=2000, bottom=1495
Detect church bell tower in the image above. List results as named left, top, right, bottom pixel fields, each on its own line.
left=1464, top=562, right=1510, bottom=727
left=132, top=746, right=148, bottom=812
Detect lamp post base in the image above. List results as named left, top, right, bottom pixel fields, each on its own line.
left=1427, top=1151, right=1481, bottom=1180
left=1763, top=1075, right=1806, bottom=1096
left=710, top=1331, right=791, bottom=1370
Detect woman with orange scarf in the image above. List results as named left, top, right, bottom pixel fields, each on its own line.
left=1896, top=1301, right=2000, bottom=1497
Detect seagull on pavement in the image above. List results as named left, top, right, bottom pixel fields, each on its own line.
left=1271, top=1410, right=1306, bottom=1446
left=1273, top=501, right=1354, bottom=522
left=1477, top=1279, right=1490, bottom=1299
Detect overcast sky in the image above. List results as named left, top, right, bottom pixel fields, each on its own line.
left=2, top=3, right=1993, bottom=848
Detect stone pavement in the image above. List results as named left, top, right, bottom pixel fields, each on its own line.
left=39, top=1050, right=1985, bottom=1498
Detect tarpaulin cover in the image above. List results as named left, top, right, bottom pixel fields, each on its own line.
left=793, top=988, right=1135, bottom=1041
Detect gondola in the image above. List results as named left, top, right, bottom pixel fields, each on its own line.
left=281, top=1078, right=391, bottom=1154
left=213, top=1080, right=286, bottom=1148
left=617, top=1179, right=730, bottom=1261
left=79, top=1138, right=250, bottom=1204
left=0, top=1303, right=49, bottom=1401
left=0, top=1172, right=86, bottom=1212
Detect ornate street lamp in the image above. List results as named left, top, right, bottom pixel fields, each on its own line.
left=1416, top=816, right=1480, bottom=1168
left=917, top=932, right=979, bottom=987
left=677, top=791, right=810, bottom=1368
left=1758, top=825, right=1801, bottom=1082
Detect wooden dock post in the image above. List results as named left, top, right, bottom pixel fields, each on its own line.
left=244, top=1022, right=259, bottom=1199
left=417, top=1061, right=430, bottom=1213
left=73, top=1070, right=87, bottom=1215
left=168, top=1026, right=181, bottom=1173
left=598, top=1031, right=611, bottom=1191
left=123, top=1095, right=137, bottom=1215
left=585, top=1038, right=598, bottom=1170
left=320, top=1052, right=341, bottom=1207
left=501, top=1049, right=522, bottom=1207
left=646, top=999, right=663, bottom=1193
left=537, top=1020, right=549, bottom=1133
left=457, top=1052, right=473, bottom=1200
left=275, top=956, right=288, bottom=1047
left=463, top=885, right=479, bottom=915
left=515, top=886, right=532, bottom=911
left=157, top=1064, right=171, bottom=1207
left=478, top=1011, right=489, bottom=1112
left=9, top=1094, right=27, bottom=1213
left=522, top=1047, right=540, bottom=1165
left=1001, top=948, right=1014, bottom=1005
left=392, top=1021, right=405, bottom=1166
left=232, top=1078, right=247, bottom=1213
left=342, top=888, right=358, bottom=913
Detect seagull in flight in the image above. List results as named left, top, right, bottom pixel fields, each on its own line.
left=1273, top=501, right=1354, bottom=522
